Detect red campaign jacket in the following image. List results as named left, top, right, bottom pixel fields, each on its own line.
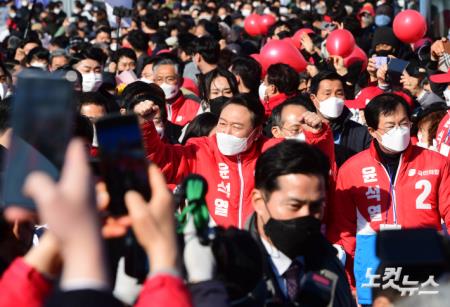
left=262, top=93, right=290, bottom=119
left=436, top=111, right=450, bottom=158
left=166, top=92, right=201, bottom=127
left=0, top=258, right=192, bottom=307
left=327, top=141, right=450, bottom=283
left=0, top=258, right=52, bottom=307
left=181, top=78, right=200, bottom=96
left=142, top=121, right=335, bottom=228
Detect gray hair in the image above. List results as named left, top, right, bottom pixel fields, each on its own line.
left=50, top=49, right=70, bottom=60
left=152, top=58, right=180, bottom=75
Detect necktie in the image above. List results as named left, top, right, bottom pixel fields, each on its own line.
left=283, top=260, right=302, bottom=301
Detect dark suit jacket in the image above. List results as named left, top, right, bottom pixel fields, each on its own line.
left=243, top=214, right=357, bottom=307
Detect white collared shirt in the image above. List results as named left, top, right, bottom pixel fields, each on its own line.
left=260, top=237, right=304, bottom=297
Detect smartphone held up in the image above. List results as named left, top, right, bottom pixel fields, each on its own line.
left=2, top=69, right=76, bottom=213
left=95, top=114, right=151, bottom=217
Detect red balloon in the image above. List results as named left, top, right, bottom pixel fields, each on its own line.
left=344, top=46, right=368, bottom=72
left=326, top=29, right=355, bottom=58
left=260, top=40, right=307, bottom=73
left=291, top=28, right=315, bottom=49
left=282, top=37, right=297, bottom=49
left=244, top=14, right=262, bottom=37
left=259, top=14, right=276, bottom=35
left=393, top=9, right=427, bottom=43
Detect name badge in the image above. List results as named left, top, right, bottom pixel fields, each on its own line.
left=379, top=224, right=402, bottom=231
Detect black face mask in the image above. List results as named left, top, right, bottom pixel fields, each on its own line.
left=209, top=96, right=229, bottom=116
left=263, top=215, right=321, bottom=259
left=376, top=49, right=393, bottom=57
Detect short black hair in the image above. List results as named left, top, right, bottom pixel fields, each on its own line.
left=193, top=36, right=220, bottom=65
left=221, top=93, right=265, bottom=128
left=364, top=93, right=411, bottom=130
left=120, top=81, right=167, bottom=121
left=142, top=13, right=159, bottom=30
left=21, top=33, right=41, bottom=48
left=271, top=94, right=316, bottom=128
left=255, top=140, right=330, bottom=197
left=267, top=63, right=299, bottom=96
left=72, top=46, right=107, bottom=66
left=111, top=48, right=137, bottom=64
left=0, top=96, right=12, bottom=133
left=177, top=32, right=197, bottom=56
left=126, top=30, right=149, bottom=52
left=96, top=26, right=111, bottom=37
left=268, top=21, right=291, bottom=38
left=230, top=56, right=262, bottom=95
left=50, top=35, right=69, bottom=49
left=309, top=70, right=343, bottom=95
left=78, top=92, right=109, bottom=112
left=181, top=112, right=218, bottom=144
left=25, top=47, right=49, bottom=64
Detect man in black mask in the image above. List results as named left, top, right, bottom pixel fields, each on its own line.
left=247, top=141, right=355, bottom=306
left=371, top=27, right=400, bottom=57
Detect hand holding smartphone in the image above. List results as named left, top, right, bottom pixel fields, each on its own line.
left=386, top=58, right=409, bottom=87
left=95, top=114, right=151, bottom=217
left=374, top=56, right=388, bottom=69
left=2, top=70, right=75, bottom=211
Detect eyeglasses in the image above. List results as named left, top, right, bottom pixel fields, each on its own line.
left=281, top=126, right=302, bottom=135
left=378, top=122, right=411, bottom=135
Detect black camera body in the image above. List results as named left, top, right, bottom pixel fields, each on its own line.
left=112, top=6, right=133, bottom=19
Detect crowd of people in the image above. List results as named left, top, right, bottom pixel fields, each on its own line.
left=0, top=0, right=450, bottom=306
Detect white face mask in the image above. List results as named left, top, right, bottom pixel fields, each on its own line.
left=160, top=83, right=179, bottom=100
left=82, top=73, right=103, bottom=92
left=380, top=126, right=410, bottom=153
left=216, top=132, right=253, bottom=156
left=155, top=126, right=165, bottom=139
left=30, top=62, right=47, bottom=70
left=315, top=5, right=326, bottom=15
left=242, top=9, right=251, bottom=17
left=285, top=132, right=306, bottom=142
left=110, top=43, right=118, bottom=51
left=258, top=83, right=267, bottom=101
left=0, top=83, right=8, bottom=100
left=416, top=131, right=427, bottom=149
left=443, top=88, right=450, bottom=106
left=417, top=131, right=438, bottom=151
left=140, top=77, right=153, bottom=84
left=318, top=96, right=345, bottom=119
